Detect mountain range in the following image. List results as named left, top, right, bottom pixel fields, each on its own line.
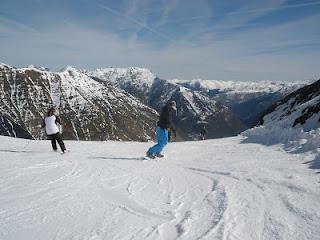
left=0, top=63, right=312, bottom=141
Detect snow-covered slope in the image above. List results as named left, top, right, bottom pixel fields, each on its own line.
left=0, top=135, right=319, bottom=240
left=261, top=80, right=320, bottom=130
left=0, top=64, right=158, bottom=141
left=244, top=80, right=320, bottom=165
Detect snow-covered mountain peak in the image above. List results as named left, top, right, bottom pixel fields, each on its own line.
left=172, top=79, right=308, bottom=94
left=59, top=65, right=79, bottom=74
left=0, top=63, right=50, bottom=73
left=20, top=65, right=49, bottom=72
left=0, top=62, right=11, bottom=68
left=87, top=67, right=156, bottom=87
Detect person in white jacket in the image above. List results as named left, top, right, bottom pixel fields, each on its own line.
left=42, top=108, right=67, bottom=152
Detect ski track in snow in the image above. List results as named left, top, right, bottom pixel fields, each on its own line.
left=0, top=136, right=319, bottom=240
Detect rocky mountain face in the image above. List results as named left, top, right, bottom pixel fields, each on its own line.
left=89, top=70, right=246, bottom=140
left=0, top=64, right=158, bottom=141
left=0, top=114, right=32, bottom=139
left=85, top=67, right=154, bottom=105
left=259, top=79, right=320, bottom=129
left=173, top=79, right=305, bottom=128
left=149, top=78, right=246, bottom=139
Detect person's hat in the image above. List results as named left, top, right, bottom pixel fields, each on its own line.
left=169, top=101, right=177, bottom=111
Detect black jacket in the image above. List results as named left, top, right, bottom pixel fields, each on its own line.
left=157, top=105, right=175, bottom=129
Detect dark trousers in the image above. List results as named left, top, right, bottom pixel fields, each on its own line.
left=48, top=133, right=66, bottom=152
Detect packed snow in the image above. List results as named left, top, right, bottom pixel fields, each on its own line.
left=0, top=135, right=319, bottom=240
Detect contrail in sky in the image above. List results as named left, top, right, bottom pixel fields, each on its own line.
left=98, top=3, right=172, bottom=42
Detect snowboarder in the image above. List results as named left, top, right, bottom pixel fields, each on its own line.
left=200, top=126, right=207, bottom=140
left=42, top=107, right=67, bottom=153
left=146, top=101, right=177, bottom=159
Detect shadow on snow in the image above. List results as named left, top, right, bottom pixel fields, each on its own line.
left=88, top=156, right=146, bottom=161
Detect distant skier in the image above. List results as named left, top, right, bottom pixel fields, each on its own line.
left=42, top=107, right=67, bottom=153
left=146, top=101, right=177, bottom=159
left=200, top=126, right=207, bottom=140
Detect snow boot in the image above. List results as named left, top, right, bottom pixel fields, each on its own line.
left=155, top=153, right=164, bottom=158
left=146, top=152, right=156, bottom=159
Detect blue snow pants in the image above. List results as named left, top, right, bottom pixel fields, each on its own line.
left=147, top=127, right=168, bottom=155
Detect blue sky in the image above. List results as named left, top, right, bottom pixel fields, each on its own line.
left=0, top=0, right=319, bottom=81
